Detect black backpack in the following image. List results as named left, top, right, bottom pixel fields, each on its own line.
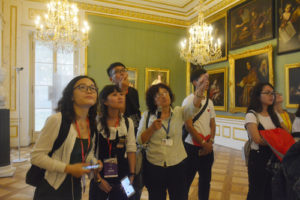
left=26, top=114, right=71, bottom=187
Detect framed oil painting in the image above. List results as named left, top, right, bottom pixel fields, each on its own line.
left=229, top=45, right=274, bottom=113
left=278, top=0, right=300, bottom=54
left=285, top=63, right=300, bottom=108
left=207, top=67, right=228, bottom=111
left=127, top=67, right=137, bottom=89
left=145, top=68, right=169, bottom=90
left=228, top=0, right=274, bottom=50
left=206, top=13, right=227, bottom=64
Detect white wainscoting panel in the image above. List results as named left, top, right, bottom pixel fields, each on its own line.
left=214, top=116, right=247, bottom=150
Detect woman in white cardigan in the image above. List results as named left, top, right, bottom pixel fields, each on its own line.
left=31, top=76, right=102, bottom=200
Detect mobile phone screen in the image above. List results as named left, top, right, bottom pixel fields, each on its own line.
left=83, top=164, right=99, bottom=170
left=121, top=176, right=135, bottom=197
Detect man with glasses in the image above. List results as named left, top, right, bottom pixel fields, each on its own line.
left=182, top=68, right=216, bottom=200
left=107, top=62, right=141, bottom=133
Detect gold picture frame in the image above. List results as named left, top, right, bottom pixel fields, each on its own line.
left=285, top=63, right=300, bottom=108
left=127, top=67, right=138, bottom=89
left=206, top=12, right=228, bottom=65
left=229, top=45, right=274, bottom=113
left=207, top=67, right=228, bottom=111
left=145, top=68, right=170, bottom=91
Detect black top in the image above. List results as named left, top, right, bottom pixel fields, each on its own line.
left=34, top=138, right=90, bottom=200
left=124, top=86, right=141, bottom=133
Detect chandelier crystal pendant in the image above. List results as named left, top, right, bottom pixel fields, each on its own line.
left=34, top=0, right=90, bottom=52
left=180, top=0, right=221, bottom=66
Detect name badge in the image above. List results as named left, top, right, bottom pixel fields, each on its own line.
left=103, top=157, right=118, bottom=178
left=162, top=138, right=173, bottom=146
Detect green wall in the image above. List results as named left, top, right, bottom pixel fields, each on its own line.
left=87, top=15, right=186, bottom=111
left=206, top=39, right=300, bottom=116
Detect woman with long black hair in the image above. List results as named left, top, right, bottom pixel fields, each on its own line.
left=31, top=75, right=102, bottom=200
left=89, top=85, right=136, bottom=200
left=245, top=82, right=288, bottom=200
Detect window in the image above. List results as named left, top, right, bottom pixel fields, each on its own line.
left=34, top=41, right=76, bottom=131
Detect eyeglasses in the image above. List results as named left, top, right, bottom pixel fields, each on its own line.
left=156, top=92, right=169, bottom=98
left=74, top=84, right=98, bottom=93
left=261, top=91, right=276, bottom=96
left=112, top=68, right=128, bottom=75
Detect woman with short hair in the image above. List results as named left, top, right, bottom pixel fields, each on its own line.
left=137, top=82, right=205, bottom=200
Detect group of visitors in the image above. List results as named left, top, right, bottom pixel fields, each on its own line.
left=29, top=61, right=300, bottom=200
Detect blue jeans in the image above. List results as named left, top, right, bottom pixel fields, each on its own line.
left=185, top=143, right=214, bottom=200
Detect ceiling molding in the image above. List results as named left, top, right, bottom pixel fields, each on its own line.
left=25, top=0, right=246, bottom=28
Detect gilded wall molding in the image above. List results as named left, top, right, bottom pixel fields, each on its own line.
left=28, top=8, right=46, bottom=20
left=9, top=5, right=17, bottom=111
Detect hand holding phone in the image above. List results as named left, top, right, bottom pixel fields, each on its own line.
left=121, top=176, right=135, bottom=197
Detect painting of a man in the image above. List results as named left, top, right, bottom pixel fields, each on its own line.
left=235, top=53, right=270, bottom=107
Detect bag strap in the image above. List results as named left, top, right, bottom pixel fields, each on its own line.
left=124, top=116, right=129, bottom=131
left=192, top=97, right=209, bottom=124
left=145, top=111, right=151, bottom=129
left=48, top=114, right=71, bottom=157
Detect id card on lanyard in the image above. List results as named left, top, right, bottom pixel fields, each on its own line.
left=103, top=118, right=119, bottom=178
left=75, top=119, right=91, bottom=193
left=161, top=113, right=173, bottom=146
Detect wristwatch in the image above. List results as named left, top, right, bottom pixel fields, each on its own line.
left=96, top=177, right=102, bottom=185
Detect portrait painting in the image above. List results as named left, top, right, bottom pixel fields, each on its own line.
left=207, top=67, right=228, bottom=111
left=229, top=0, right=274, bottom=50
left=285, top=63, right=300, bottom=108
left=207, top=13, right=227, bottom=64
left=229, top=45, right=274, bottom=112
left=127, top=67, right=137, bottom=89
left=278, top=0, right=300, bottom=54
left=145, top=68, right=169, bottom=90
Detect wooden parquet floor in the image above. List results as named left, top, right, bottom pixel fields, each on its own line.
left=0, top=145, right=248, bottom=200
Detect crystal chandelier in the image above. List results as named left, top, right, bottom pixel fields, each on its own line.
left=180, top=0, right=221, bottom=66
left=34, top=0, right=90, bottom=52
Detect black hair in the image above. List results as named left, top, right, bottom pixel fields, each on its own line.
left=146, top=83, right=174, bottom=114
left=247, top=82, right=281, bottom=127
left=190, top=68, right=207, bottom=91
left=98, top=85, right=122, bottom=137
left=106, top=62, right=126, bottom=77
left=56, top=75, right=98, bottom=131
left=296, top=103, right=300, bottom=118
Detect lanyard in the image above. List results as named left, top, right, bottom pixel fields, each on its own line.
left=75, top=119, right=91, bottom=163
left=107, top=118, right=119, bottom=157
left=162, top=113, right=172, bottom=139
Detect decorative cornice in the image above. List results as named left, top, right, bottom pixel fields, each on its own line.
left=26, top=0, right=246, bottom=28
left=79, top=2, right=189, bottom=27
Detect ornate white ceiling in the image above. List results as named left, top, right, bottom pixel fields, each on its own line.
left=28, top=0, right=244, bottom=27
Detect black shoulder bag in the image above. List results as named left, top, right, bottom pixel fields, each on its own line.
left=182, top=97, right=209, bottom=142
left=26, top=114, right=71, bottom=187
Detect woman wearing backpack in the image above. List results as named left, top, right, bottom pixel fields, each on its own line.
left=89, top=85, right=137, bottom=200
left=245, top=82, right=288, bottom=200
left=136, top=82, right=205, bottom=200
left=31, top=76, right=102, bottom=200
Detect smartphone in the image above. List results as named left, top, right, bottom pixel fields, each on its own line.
left=121, top=176, right=135, bottom=197
left=83, top=164, right=99, bottom=170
